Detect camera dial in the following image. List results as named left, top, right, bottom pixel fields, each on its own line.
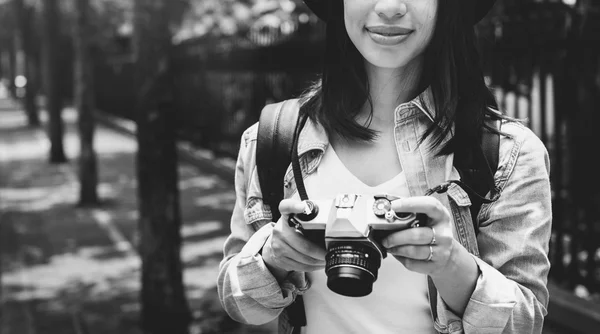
left=373, top=198, right=392, bottom=217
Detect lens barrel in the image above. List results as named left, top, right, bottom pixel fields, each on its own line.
left=325, top=243, right=382, bottom=297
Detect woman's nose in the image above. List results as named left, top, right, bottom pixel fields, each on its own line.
left=374, top=0, right=408, bottom=20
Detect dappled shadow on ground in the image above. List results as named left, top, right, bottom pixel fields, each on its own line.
left=1, top=105, right=275, bottom=334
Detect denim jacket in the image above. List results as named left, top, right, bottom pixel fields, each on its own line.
left=217, top=96, right=552, bottom=334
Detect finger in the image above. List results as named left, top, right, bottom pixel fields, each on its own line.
left=280, top=233, right=327, bottom=261
left=273, top=221, right=327, bottom=261
left=276, top=237, right=326, bottom=264
left=279, top=199, right=311, bottom=215
left=273, top=200, right=309, bottom=235
left=387, top=245, right=432, bottom=261
left=390, top=196, right=448, bottom=222
left=393, top=256, right=431, bottom=274
left=277, top=255, right=326, bottom=272
left=382, top=227, right=435, bottom=247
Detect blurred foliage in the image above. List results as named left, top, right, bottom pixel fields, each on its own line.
left=0, top=0, right=319, bottom=54
left=172, top=0, right=315, bottom=43
left=0, top=0, right=132, bottom=54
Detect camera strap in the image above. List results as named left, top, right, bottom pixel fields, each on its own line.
left=291, top=112, right=311, bottom=201
left=257, top=99, right=301, bottom=222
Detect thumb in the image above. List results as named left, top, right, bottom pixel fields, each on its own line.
left=277, top=199, right=311, bottom=232
left=278, top=199, right=311, bottom=216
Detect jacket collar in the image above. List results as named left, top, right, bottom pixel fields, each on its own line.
left=296, top=115, right=329, bottom=157
left=409, top=87, right=436, bottom=122
left=295, top=87, right=436, bottom=157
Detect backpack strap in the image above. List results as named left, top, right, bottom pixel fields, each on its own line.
left=256, top=99, right=300, bottom=222
left=256, top=99, right=306, bottom=333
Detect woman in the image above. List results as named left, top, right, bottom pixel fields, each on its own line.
left=217, top=1, right=552, bottom=333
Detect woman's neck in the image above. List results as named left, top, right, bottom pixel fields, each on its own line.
left=359, top=59, right=423, bottom=128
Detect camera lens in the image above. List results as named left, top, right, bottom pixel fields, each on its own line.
left=325, top=244, right=382, bottom=297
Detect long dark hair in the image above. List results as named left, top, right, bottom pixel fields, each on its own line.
left=299, top=0, right=507, bottom=155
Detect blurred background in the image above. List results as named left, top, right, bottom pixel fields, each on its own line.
left=0, top=0, right=599, bottom=333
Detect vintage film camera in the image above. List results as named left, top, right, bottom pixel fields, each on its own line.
left=290, top=194, right=427, bottom=297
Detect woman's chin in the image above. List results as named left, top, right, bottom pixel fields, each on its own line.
left=365, top=57, right=411, bottom=70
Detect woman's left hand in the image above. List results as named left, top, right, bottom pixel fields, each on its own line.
left=381, top=196, right=458, bottom=276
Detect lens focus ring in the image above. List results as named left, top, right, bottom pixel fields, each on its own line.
left=325, top=244, right=381, bottom=280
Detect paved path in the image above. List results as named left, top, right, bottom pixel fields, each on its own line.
left=0, top=99, right=276, bottom=334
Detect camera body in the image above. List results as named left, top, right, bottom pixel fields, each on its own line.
left=292, top=193, right=427, bottom=297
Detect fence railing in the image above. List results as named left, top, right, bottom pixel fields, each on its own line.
left=481, top=3, right=600, bottom=302
left=93, top=1, right=600, bottom=303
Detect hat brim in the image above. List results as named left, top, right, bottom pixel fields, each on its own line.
left=303, top=0, right=496, bottom=25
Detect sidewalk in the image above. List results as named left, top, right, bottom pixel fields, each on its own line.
left=0, top=99, right=277, bottom=334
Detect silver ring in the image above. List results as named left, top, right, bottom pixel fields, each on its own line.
left=426, top=246, right=434, bottom=262
left=429, top=227, right=436, bottom=245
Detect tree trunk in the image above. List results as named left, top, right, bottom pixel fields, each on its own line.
left=133, top=1, right=191, bottom=333
left=73, top=0, right=99, bottom=206
left=4, top=39, right=17, bottom=99
left=14, top=0, right=40, bottom=127
left=0, top=49, right=7, bottom=83
left=41, top=0, right=67, bottom=163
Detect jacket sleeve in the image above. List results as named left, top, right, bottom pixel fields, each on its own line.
left=216, top=126, right=309, bottom=325
left=445, top=124, right=552, bottom=334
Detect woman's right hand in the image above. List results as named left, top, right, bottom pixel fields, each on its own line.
left=262, top=199, right=327, bottom=280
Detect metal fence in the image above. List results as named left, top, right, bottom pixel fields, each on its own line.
left=93, top=1, right=600, bottom=302
left=482, top=2, right=600, bottom=301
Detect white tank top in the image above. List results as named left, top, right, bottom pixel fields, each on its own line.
left=294, top=145, right=436, bottom=334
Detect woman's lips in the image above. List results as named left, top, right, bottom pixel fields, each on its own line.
left=365, top=26, right=414, bottom=46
